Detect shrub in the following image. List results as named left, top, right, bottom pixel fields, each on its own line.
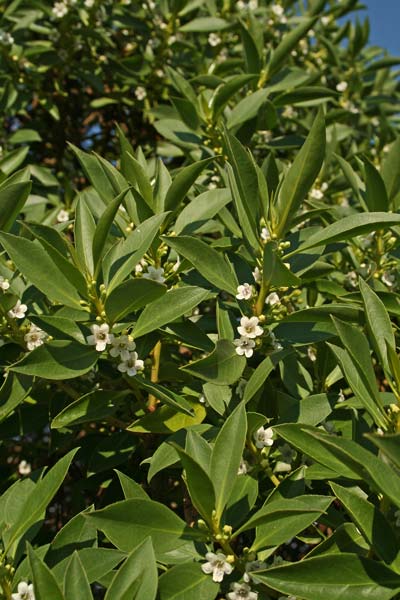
left=1, top=0, right=400, bottom=599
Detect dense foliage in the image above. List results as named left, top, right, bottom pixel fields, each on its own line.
left=1, top=0, right=400, bottom=598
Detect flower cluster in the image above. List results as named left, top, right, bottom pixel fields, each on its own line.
left=86, top=326, right=144, bottom=377
left=234, top=316, right=263, bottom=358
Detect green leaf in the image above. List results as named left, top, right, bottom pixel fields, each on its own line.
left=135, top=379, right=195, bottom=416
left=294, top=212, right=400, bottom=253
left=170, top=443, right=216, bottom=522
left=4, top=449, right=78, bottom=555
left=236, top=495, right=332, bottom=550
left=330, top=482, right=400, bottom=569
left=158, top=562, right=219, bottom=600
left=0, top=181, right=31, bottom=232
left=87, top=499, right=198, bottom=556
left=104, top=538, right=157, bottom=600
left=164, top=158, right=215, bottom=213
left=123, top=152, right=153, bottom=209
left=267, top=17, right=317, bottom=78
left=381, top=136, right=400, bottom=205
left=0, top=232, right=82, bottom=308
left=11, top=341, right=98, bottom=381
left=174, top=188, right=231, bottom=235
left=181, top=339, right=246, bottom=385
left=133, top=286, right=211, bottom=338
left=223, top=132, right=260, bottom=249
left=210, top=401, right=247, bottom=519
left=74, top=194, right=96, bottom=275
left=365, top=433, right=400, bottom=471
left=92, top=187, right=130, bottom=272
left=210, top=74, right=256, bottom=120
left=0, top=373, right=31, bottom=424
left=363, top=158, right=389, bottom=211
left=163, top=236, right=238, bottom=295
left=179, top=17, right=230, bottom=32
left=115, top=471, right=149, bottom=500
left=273, top=108, right=325, bottom=238
left=262, top=241, right=301, bottom=288
left=27, top=544, right=65, bottom=600
left=226, top=89, right=272, bottom=130
left=360, top=278, right=395, bottom=373
left=63, top=552, right=93, bottom=600
left=255, top=553, right=400, bottom=600
left=243, top=351, right=287, bottom=403
left=51, top=390, right=130, bottom=429
left=105, top=278, right=166, bottom=323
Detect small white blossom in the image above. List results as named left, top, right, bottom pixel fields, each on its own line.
left=135, top=86, right=147, bottom=101
left=234, top=336, right=256, bottom=358
left=117, top=351, right=144, bottom=377
left=201, top=552, right=233, bottom=583
left=109, top=335, right=136, bottom=360
left=382, top=271, right=396, bottom=287
left=307, top=346, right=317, bottom=362
left=345, top=270, right=358, bottom=288
left=18, top=460, right=32, bottom=476
left=271, top=4, right=284, bottom=16
left=265, top=292, right=280, bottom=307
left=282, top=105, right=297, bottom=119
left=236, top=283, right=253, bottom=301
left=208, top=33, right=221, bottom=47
left=0, top=31, right=14, bottom=45
left=337, top=389, right=345, bottom=403
left=143, top=266, right=165, bottom=283
left=238, top=458, right=249, bottom=475
left=57, top=209, right=69, bottom=222
left=8, top=300, right=27, bottom=319
left=310, top=188, right=324, bottom=200
left=237, top=316, right=263, bottom=339
left=252, top=266, right=262, bottom=283
left=261, top=226, right=271, bottom=241
left=321, top=15, right=330, bottom=25
left=84, top=0, right=95, bottom=6
left=0, top=276, right=10, bottom=291
left=52, top=2, right=68, bottom=17
left=11, top=582, right=35, bottom=600
left=254, top=426, right=274, bottom=448
left=135, top=258, right=147, bottom=274
left=86, top=323, right=114, bottom=352
left=24, top=324, right=46, bottom=351
left=227, top=582, right=258, bottom=600
left=336, top=81, right=348, bottom=92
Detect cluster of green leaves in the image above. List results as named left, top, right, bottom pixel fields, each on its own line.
left=2, top=0, right=400, bottom=599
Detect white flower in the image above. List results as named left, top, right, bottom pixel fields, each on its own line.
left=84, top=0, right=95, bottom=6
left=321, top=15, right=330, bottom=25
left=8, top=300, right=27, bottom=319
left=135, top=258, right=147, bottom=274
left=11, top=582, right=35, bottom=600
left=0, top=276, right=10, bottom=291
left=227, top=582, right=258, bottom=600
left=254, top=426, right=274, bottom=448
left=109, top=335, right=136, bottom=360
left=0, top=31, right=14, bottom=45
left=237, top=316, right=263, bottom=339
left=310, top=188, right=324, bottom=200
left=18, top=460, right=32, bottom=476
left=236, top=283, right=253, bottom=301
left=265, top=292, right=280, bottom=307
left=52, top=2, right=68, bottom=17
left=135, top=86, right=147, bottom=101
left=143, top=266, right=165, bottom=283
left=337, top=389, right=345, bottom=403
left=238, top=458, right=249, bottom=475
left=24, top=324, right=46, bottom=351
left=234, top=336, right=256, bottom=358
left=382, top=271, right=396, bottom=287
left=201, top=552, right=233, bottom=583
left=56, top=209, right=69, bottom=222
left=86, top=323, right=114, bottom=352
left=282, top=105, right=297, bottom=119
left=307, top=346, right=317, bottom=362
left=345, top=270, right=358, bottom=288
left=336, top=81, right=348, bottom=92
left=208, top=33, right=221, bottom=47
left=117, top=351, right=144, bottom=377
left=252, top=266, right=262, bottom=283
left=261, top=227, right=271, bottom=241
left=271, top=4, right=284, bottom=16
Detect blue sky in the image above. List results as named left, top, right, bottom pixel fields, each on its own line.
left=358, top=0, right=399, bottom=54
